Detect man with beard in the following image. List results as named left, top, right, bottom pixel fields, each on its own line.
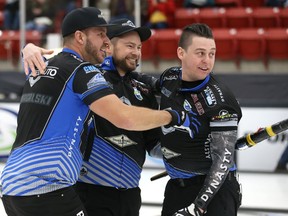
left=21, top=18, right=165, bottom=216
left=1, top=8, right=188, bottom=216
left=76, top=18, right=162, bottom=216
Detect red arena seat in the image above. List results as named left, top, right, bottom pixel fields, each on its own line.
left=252, top=7, right=281, bottom=29
left=141, top=29, right=156, bottom=60
left=280, top=8, right=288, bottom=28
left=174, top=0, right=184, bottom=8
left=154, top=29, right=182, bottom=60
left=213, top=28, right=238, bottom=63
left=0, top=31, right=10, bottom=60
left=236, top=28, right=266, bottom=66
left=0, top=30, right=42, bottom=64
left=174, top=8, right=200, bottom=29
left=225, top=7, right=253, bottom=29
left=198, top=7, right=227, bottom=29
left=265, top=28, right=288, bottom=60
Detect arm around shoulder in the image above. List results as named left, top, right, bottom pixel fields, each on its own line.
left=22, top=43, right=54, bottom=75
left=89, top=94, right=172, bottom=131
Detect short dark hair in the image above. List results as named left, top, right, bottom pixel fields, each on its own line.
left=178, top=23, right=214, bottom=50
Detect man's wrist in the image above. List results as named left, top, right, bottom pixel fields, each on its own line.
left=165, top=109, right=180, bottom=127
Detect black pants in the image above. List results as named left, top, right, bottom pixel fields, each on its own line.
left=161, top=172, right=242, bottom=216
left=2, top=186, right=88, bottom=216
left=75, top=182, right=141, bottom=216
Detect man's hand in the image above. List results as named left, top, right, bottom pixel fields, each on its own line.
left=166, top=109, right=187, bottom=127
left=167, top=109, right=201, bottom=138
left=173, top=203, right=203, bottom=216
left=22, top=43, right=54, bottom=76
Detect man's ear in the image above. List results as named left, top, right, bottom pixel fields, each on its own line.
left=177, top=47, right=184, bottom=60
left=75, top=31, right=85, bottom=45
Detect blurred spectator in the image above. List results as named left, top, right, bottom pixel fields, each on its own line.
left=48, top=0, right=78, bottom=34
left=3, top=0, right=19, bottom=30
left=25, top=0, right=56, bottom=33
left=183, top=0, right=215, bottom=8
left=146, top=0, right=176, bottom=29
left=109, top=0, right=135, bottom=22
left=56, top=0, right=78, bottom=16
left=63, top=0, right=78, bottom=13
left=266, top=0, right=288, bottom=7
left=109, top=0, right=148, bottom=25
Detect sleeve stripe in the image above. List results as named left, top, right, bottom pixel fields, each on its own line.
left=210, top=120, right=238, bottom=127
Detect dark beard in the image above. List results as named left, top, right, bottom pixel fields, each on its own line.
left=85, top=39, right=103, bottom=64
left=113, top=57, right=136, bottom=73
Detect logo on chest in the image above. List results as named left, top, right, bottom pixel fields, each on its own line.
left=203, top=86, right=217, bottom=107
left=191, top=94, right=205, bottom=115
left=133, top=87, right=143, bottom=101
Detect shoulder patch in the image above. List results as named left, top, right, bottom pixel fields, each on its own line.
left=87, top=73, right=106, bottom=89
left=83, top=65, right=99, bottom=73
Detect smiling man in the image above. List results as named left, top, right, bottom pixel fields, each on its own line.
left=17, top=18, right=165, bottom=216
left=75, top=18, right=161, bottom=216
left=157, top=23, right=243, bottom=216
left=0, top=8, right=188, bottom=216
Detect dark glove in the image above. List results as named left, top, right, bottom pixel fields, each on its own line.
left=165, top=109, right=187, bottom=127
left=173, top=203, right=203, bottom=216
left=166, top=109, right=201, bottom=138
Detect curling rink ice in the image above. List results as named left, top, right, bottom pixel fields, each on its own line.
left=139, top=169, right=288, bottom=216
left=1, top=164, right=288, bottom=216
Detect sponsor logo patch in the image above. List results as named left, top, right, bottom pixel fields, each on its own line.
left=203, top=86, right=216, bottom=107
left=212, top=110, right=238, bottom=122
left=161, top=87, right=172, bottom=98
left=105, top=134, right=137, bottom=147
left=87, top=74, right=106, bottom=89
left=161, top=147, right=181, bottom=159
left=133, top=87, right=143, bottom=101
left=83, top=65, right=98, bottom=73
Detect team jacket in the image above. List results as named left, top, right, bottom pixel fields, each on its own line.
left=0, top=48, right=113, bottom=196
left=78, top=56, right=161, bottom=188
left=158, top=67, right=242, bottom=178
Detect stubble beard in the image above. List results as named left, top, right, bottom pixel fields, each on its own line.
left=85, top=39, right=104, bottom=64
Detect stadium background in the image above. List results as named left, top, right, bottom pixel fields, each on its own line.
left=0, top=0, right=288, bottom=215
